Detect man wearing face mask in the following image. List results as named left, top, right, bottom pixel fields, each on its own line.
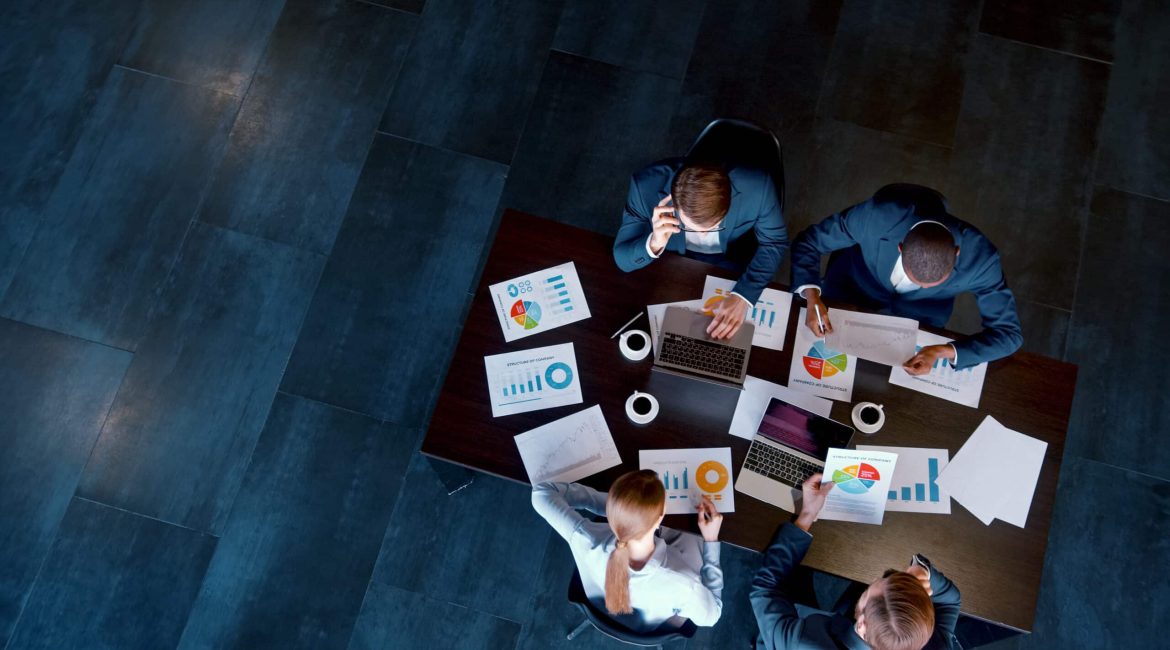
left=750, top=474, right=962, bottom=650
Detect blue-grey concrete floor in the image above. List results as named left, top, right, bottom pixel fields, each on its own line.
left=1, top=1, right=1167, bottom=648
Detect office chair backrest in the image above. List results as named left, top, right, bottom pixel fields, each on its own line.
left=685, top=118, right=785, bottom=211
left=567, top=568, right=696, bottom=646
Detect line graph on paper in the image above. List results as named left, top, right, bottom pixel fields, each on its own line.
left=825, top=310, right=919, bottom=366
left=514, top=406, right=621, bottom=484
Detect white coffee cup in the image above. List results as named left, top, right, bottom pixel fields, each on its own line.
left=625, top=391, right=659, bottom=424
left=851, top=402, right=886, bottom=435
left=619, top=329, right=652, bottom=361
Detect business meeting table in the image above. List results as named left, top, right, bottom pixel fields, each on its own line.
left=422, top=210, right=1077, bottom=633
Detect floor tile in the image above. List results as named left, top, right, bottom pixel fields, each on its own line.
left=666, top=0, right=843, bottom=201
left=0, top=67, right=238, bottom=350
left=0, top=321, right=131, bottom=647
left=819, top=0, right=981, bottom=147
left=1064, top=188, right=1170, bottom=475
left=118, top=0, right=286, bottom=95
left=1095, top=0, right=1170, bottom=201
left=371, top=455, right=550, bottom=622
left=280, top=135, right=505, bottom=425
left=779, top=118, right=952, bottom=285
left=0, top=0, right=140, bottom=298
left=502, top=52, right=680, bottom=234
left=946, top=34, right=1109, bottom=311
left=177, top=394, right=417, bottom=650
left=5, top=498, right=216, bottom=650
left=515, top=535, right=635, bottom=650
left=348, top=583, right=521, bottom=650
left=946, top=294, right=1071, bottom=360
left=680, top=542, right=762, bottom=649
left=978, top=0, right=1120, bottom=63
left=363, top=0, right=425, bottom=14
left=551, top=0, right=705, bottom=79
left=378, top=0, right=562, bottom=164
left=76, top=223, right=324, bottom=535
left=197, top=0, right=417, bottom=254
left=1006, top=458, right=1170, bottom=647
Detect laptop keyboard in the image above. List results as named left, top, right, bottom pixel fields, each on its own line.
left=743, top=442, right=822, bottom=487
left=659, top=333, right=746, bottom=379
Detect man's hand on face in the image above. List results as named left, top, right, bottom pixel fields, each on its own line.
left=902, top=344, right=955, bottom=376
left=707, top=296, right=748, bottom=339
left=795, top=473, right=835, bottom=532
left=648, top=194, right=680, bottom=255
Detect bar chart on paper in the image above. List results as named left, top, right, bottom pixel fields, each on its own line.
left=888, top=330, right=987, bottom=408
left=701, top=275, right=792, bottom=351
left=858, top=445, right=950, bottom=514
left=640, top=448, right=735, bottom=514
left=484, top=343, right=582, bottom=417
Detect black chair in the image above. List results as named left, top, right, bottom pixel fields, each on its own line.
left=565, top=569, right=696, bottom=648
left=685, top=118, right=786, bottom=212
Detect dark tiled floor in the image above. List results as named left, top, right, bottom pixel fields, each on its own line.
left=0, top=1, right=1167, bottom=648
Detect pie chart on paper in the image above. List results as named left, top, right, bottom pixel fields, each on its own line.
left=510, top=300, right=542, bottom=330
left=832, top=463, right=880, bottom=495
left=802, top=340, right=848, bottom=379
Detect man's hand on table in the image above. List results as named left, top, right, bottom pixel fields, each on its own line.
left=794, top=473, right=835, bottom=532
left=707, top=295, right=748, bottom=339
left=902, top=344, right=956, bottom=376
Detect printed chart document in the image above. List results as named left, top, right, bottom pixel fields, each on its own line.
left=484, top=343, right=582, bottom=417
left=820, top=448, right=898, bottom=525
left=639, top=448, right=735, bottom=514
left=514, top=405, right=621, bottom=484
left=646, top=299, right=704, bottom=354
left=729, top=376, right=833, bottom=440
left=788, top=308, right=857, bottom=402
left=701, top=276, right=792, bottom=351
left=857, top=445, right=950, bottom=514
left=489, top=262, right=591, bottom=342
left=825, top=309, right=919, bottom=366
left=935, top=416, right=1046, bottom=527
left=888, top=330, right=987, bottom=408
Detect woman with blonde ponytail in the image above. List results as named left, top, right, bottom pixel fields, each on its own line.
left=533, top=470, right=724, bottom=631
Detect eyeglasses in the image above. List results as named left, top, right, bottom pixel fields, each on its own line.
left=677, top=220, right=725, bottom=234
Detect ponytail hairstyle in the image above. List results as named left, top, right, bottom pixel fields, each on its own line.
left=604, top=470, right=666, bottom=615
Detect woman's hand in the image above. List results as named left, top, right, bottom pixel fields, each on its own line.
left=696, top=495, right=723, bottom=542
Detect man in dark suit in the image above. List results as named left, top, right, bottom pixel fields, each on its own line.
left=614, top=159, right=788, bottom=339
left=791, top=184, right=1022, bottom=373
left=751, top=475, right=962, bottom=650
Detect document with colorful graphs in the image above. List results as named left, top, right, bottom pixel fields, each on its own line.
left=701, top=275, right=792, bottom=351
left=639, top=447, right=736, bottom=514
left=888, top=330, right=987, bottom=408
left=820, top=448, right=898, bottom=525
left=489, top=262, right=591, bottom=342
left=788, top=308, right=857, bottom=402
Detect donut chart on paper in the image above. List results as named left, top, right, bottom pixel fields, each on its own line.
left=544, top=362, right=574, bottom=389
left=832, top=463, right=880, bottom=495
left=696, top=460, right=730, bottom=493
left=510, top=300, right=542, bottom=330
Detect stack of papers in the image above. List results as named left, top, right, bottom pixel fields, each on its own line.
left=935, top=416, right=1047, bottom=527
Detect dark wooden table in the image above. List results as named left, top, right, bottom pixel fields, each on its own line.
left=423, top=210, right=1076, bottom=632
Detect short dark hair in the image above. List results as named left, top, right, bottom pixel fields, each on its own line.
left=671, top=163, right=731, bottom=226
left=865, top=571, right=934, bottom=650
left=901, top=222, right=956, bottom=283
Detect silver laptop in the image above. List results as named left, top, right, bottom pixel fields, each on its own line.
left=652, top=306, right=753, bottom=389
left=735, top=397, right=855, bottom=511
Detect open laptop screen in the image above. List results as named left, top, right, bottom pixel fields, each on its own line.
left=756, top=398, right=854, bottom=460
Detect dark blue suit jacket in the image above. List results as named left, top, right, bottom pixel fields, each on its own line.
left=750, top=523, right=962, bottom=650
left=790, top=186, right=1022, bottom=369
left=613, top=158, right=788, bottom=304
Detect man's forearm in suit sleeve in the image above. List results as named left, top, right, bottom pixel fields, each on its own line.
left=928, top=566, right=962, bottom=634
left=750, top=523, right=812, bottom=649
left=614, top=178, right=656, bottom=271
left=950, top=256, right=1023, bottom=368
